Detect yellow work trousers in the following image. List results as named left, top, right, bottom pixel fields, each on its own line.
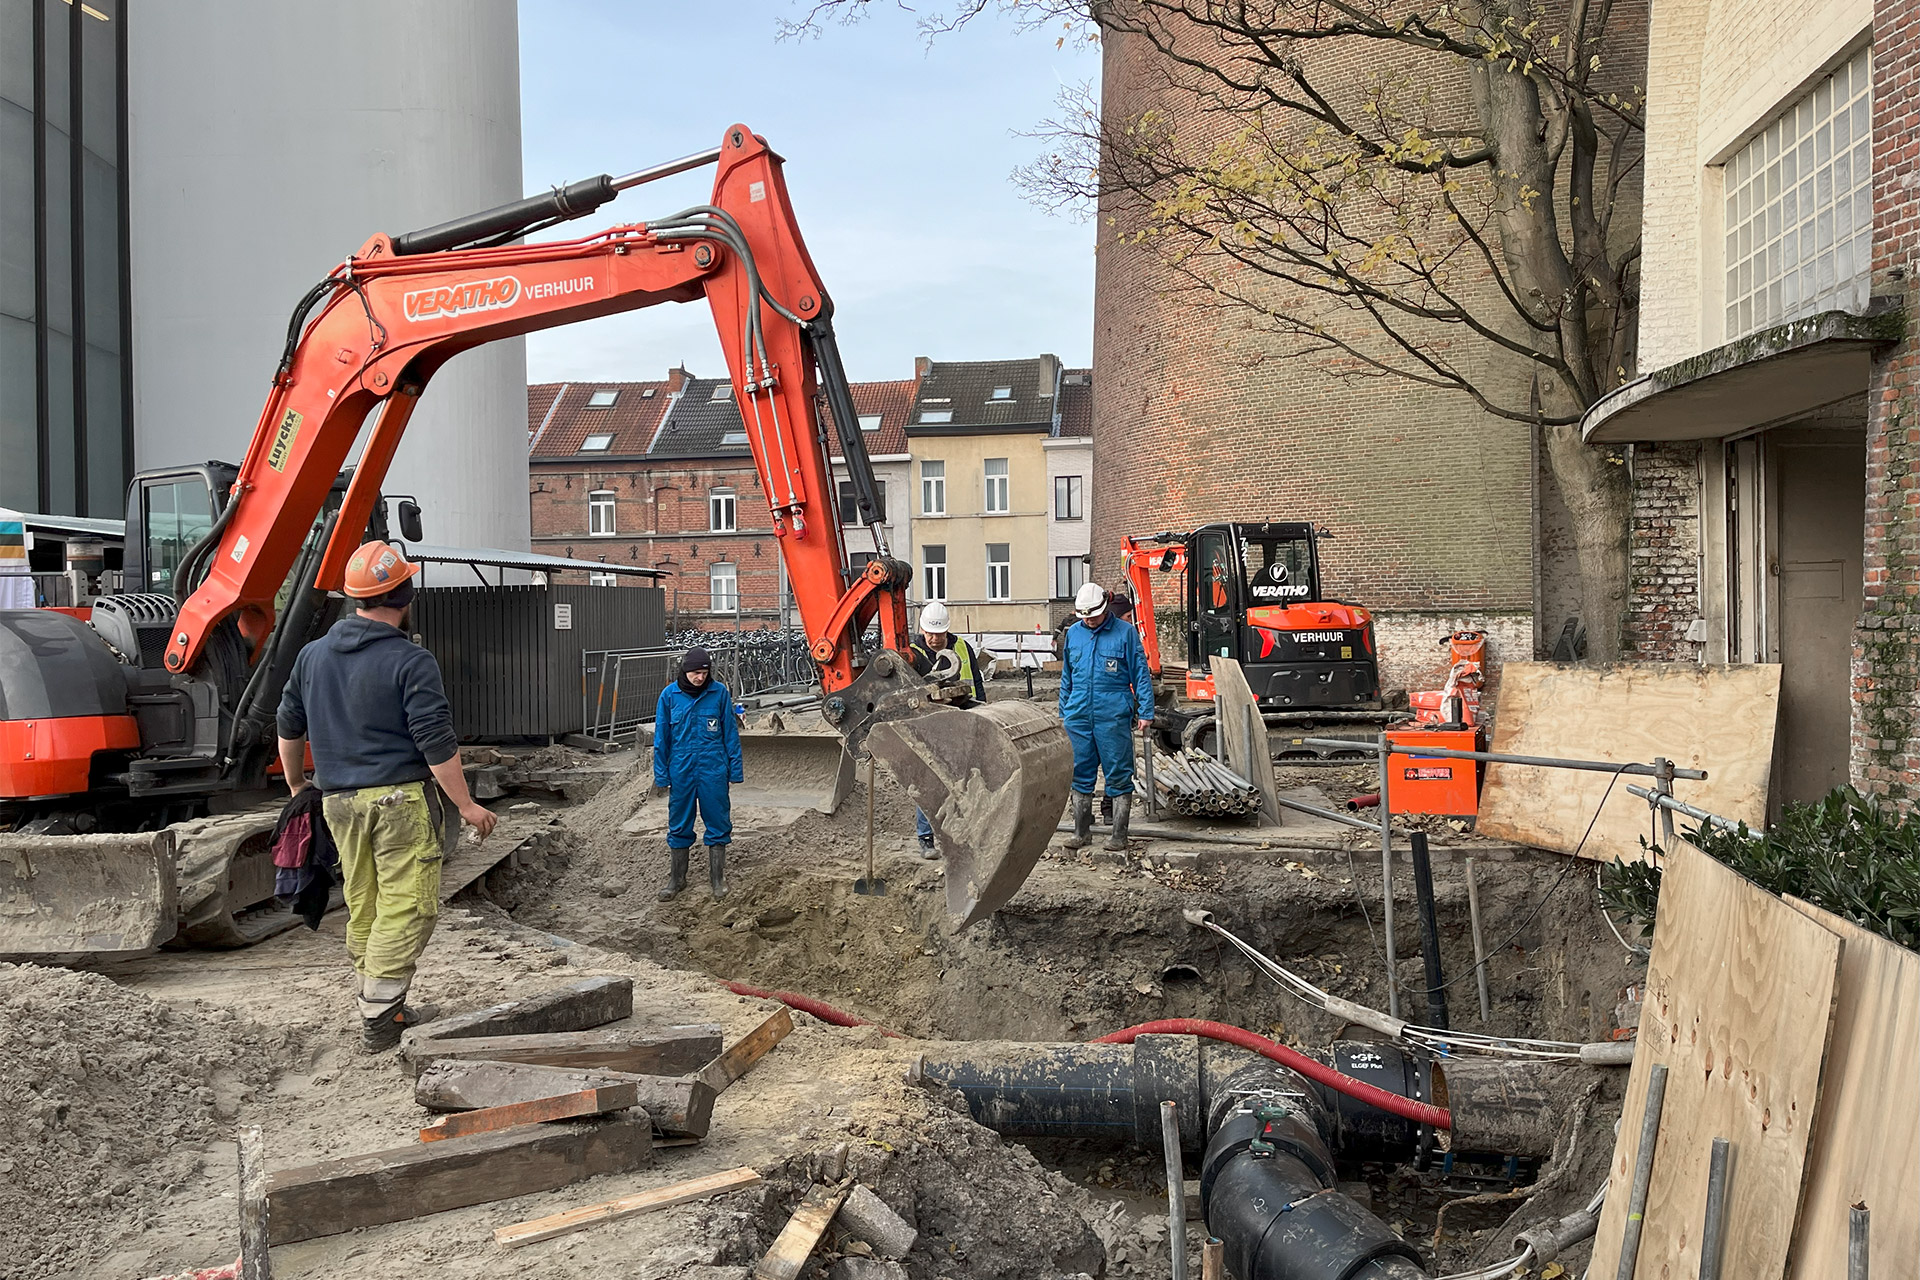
left=323, top=780, right=455, bottom=1015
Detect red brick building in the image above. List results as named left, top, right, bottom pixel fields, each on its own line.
left=529, top=370, right=922, bottom=629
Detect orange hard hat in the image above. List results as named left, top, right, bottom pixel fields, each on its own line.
left=342, top=540, right=421, bottom=599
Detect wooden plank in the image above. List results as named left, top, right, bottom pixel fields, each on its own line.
left=418, top=1084, right=637, bottom=1142
left=1588, top=841, right=1841, bottom=1280
left=406, top=976, right=634, bottom=1044
left=754, top=1181, right=852, bottom=1280
left=697, top=1008, right=794, bottom=1095
left=1782, top=897, right=1920, bottom=1280
left=265, top=1112, right=652, bottom=1246
left=401, top=1025, right=723, bottom=1079
left=1474, top=662, right=1780, bottom=862
left=238, top=1125, right=270, bottom=1280
left=414, top=1061, right=715, bottom=1139
left=493, top=1165, right=764, bottom=1249
left=1208, top=656, right=1281, bottom=828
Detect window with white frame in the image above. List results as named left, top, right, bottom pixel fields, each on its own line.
left=984, top=458, right=1010, bottom=513
left=580, top=434, right=614, bottom=451
left=588, top=490, right=616, bottom=536
left=1055, top=475, right=1083, bottom=520
left=1054, top=555, right=1086, bottom=600
left=710, top=489, right=736, bottom=532
left=586, top=389, right=619, bottom=408
left=710, top=382, right=733, bottom=400
left=921, top=460, right=946, bottom=514
left=858, top=414, right=882, bottom=431
left=710, top=562, right=738, bottom=612
left=919, top=410, right=953, bottom=424
left=589, top=570, right=616, bottom=587
left=837, top=479, right=886, bottom=524
left=1724, top=46, right=1873, bottom=339
left=986, top=543, right=1011, bottom=600
left=923, top=545, right=947, bottom=601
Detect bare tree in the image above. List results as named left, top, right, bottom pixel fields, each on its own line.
left=790, top=0, right=1645, bottom=654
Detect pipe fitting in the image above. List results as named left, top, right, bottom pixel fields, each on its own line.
left=1512, top=1206, right=1600, bottom=1265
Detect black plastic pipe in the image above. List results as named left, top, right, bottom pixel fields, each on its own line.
left=1409, top=832, right=1449, bottom=1031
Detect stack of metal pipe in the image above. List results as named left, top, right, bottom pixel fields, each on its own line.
left=1145, top=747, right=1261, bottom=817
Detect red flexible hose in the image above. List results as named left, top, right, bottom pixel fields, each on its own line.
left=1090, top=1018, right=1452, bottom=1130
left=726, top=981, right=905, bottom=1038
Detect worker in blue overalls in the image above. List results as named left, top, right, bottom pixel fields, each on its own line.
left=1059, top=581, right=1156, bottom=851
left=653, top=646, right=743, bottom=900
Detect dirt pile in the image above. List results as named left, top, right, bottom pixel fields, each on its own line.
left=0, top=963, right=293, bottom=1279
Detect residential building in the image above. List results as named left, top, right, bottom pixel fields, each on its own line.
left=1581, top=0, right=1915, bottom=805
left=1045, top=369, right=1094, bottom=630
left=528, top=372, right=683, bottom=586
left=826, top=378, right=917, bottom=575
left=3, top=1, right=529, bottom=555
left=906, top=355, right=1062, bottom=638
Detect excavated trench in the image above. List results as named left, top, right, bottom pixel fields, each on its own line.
left=473, top=761, right=1637, bottom=1274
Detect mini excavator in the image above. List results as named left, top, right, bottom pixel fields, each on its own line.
left=0, top=126, right=1071, bottom=952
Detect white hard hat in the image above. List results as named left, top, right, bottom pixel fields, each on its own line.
left=920, top=601, right=951, bottom=633
left=1074, top=581, right=1108, bottom=619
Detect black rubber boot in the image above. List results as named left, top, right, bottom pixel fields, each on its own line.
left=709, top=845, right=728, bottom=899
left=917, top=836, right=939, bottom=859
left=1100, top=793, right=1114, bottom=825
left=659, top=846, right=689, bottom=900
left=1103, top=794, right=1133, bottom=851
left=1062, top=793, right=1094, bottom=849
left=362, top=1000, right=440, bottom=1053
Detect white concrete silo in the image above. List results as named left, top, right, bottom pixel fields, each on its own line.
left=127, top=1, right=529, bottom=560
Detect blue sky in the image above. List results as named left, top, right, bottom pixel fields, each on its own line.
left=517, top=1, right=1100, bottom=386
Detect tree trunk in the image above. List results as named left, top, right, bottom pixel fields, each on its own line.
left=1541, top=419, right=1630, bottom=660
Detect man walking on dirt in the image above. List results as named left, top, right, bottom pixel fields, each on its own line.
left=277, top=541, right=498, bottom=1052
left=1059, top=581, right=1155, bottom=851
left=908, top=601, right=984, bottom=857
left=654, top=647, right=744, bottom=900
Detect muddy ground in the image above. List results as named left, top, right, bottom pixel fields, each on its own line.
left=7, top=716, right=1644, bottom=1280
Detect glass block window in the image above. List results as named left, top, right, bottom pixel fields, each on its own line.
left=1724, top=46, right=1872, bottom=339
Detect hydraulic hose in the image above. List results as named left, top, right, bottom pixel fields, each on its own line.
left=725, top=981, right=904, bottom=1038
left=1091, top=1019, right=1453, bottom=1131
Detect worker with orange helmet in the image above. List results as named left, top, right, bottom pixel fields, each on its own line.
left=276, top=540, right=499, bottom=1053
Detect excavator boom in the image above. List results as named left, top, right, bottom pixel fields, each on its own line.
left=137, top=125, right=1066, bottom=930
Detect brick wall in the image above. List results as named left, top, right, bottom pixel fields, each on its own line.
left=530, top=456, right=787, bottom=625
left=1624, top=443, right=1705, bottom=661
left=1090, top=16, right=1561, bottom=650
left=1851, top=0, right=1920, bottom=800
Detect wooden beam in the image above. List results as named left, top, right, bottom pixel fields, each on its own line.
left=697, top=1008, right=795, bottom=1095
left=265, top=1113, right=652, bottom=1246
left=404, top=976, right=634, bottom=1045
left=493, top=1166, right=764, bottom=1249
left=414, top=1060, right=716, bottom=1138
left=401, top=1024, right=723, bottom=1078
left=753, top=1182, right=852, bottom=1280
left=238, top=1125, right=270, bottom=1280
left=418, top=1084, right=638, bottom=1143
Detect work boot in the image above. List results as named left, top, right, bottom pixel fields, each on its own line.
left=917, top=835, right=939, bottom=859
left=709, top=845, right=728, bottom=899
left=1100, top=793, right=1114, bottom=826
left=1062, top=793, right=1094, bottom=849
left=362, top=1000, right=440, bottom=1054
left=659, top=846, right=689, bottom=900
left=1104, top=794, right=1133, bottom=851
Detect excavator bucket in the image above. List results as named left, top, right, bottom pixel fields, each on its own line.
left=866, top=700, right=1073, bottom=931
left=735, top=706, right=858, bottom=816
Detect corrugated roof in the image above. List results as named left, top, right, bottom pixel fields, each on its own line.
left=649, top=376, right=751, bottom=458
left=1055, top=368, right=1092, bottom=439
left=910, top=355, right=1061, bottom=432
left=826, top=378, right=916, bottom=459
left=530, top=379, right=680, bottom=457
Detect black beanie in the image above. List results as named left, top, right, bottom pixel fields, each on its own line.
left=681, top=646, right=712, bottom=675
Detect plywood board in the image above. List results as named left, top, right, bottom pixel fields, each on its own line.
left=1475, top=663, right=1780, bottom=862
left=1588, top=841, right=1841, bottom=1280
left=1783, top=897, right=1920, bottom=1280
left=1208, top=656, right=1281, bottom=828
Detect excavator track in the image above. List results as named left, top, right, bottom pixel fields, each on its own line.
left=168, top=811, right=303, bottom=948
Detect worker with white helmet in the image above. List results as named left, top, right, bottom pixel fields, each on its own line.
left=1058, top=580, right=1155, bottom=850
left=907, top=600, right=984, bottom=857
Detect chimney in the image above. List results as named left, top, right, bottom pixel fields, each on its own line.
left=914, top=356, right=931, bottom=379
left=667, top=365, right=691, bottom=392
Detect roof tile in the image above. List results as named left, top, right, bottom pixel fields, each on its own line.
left=910, top=355, right=1061, bottom=432
left=529, top=377, right=679, bottom=457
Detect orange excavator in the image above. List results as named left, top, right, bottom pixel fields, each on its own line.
left=0, top=125, right=1070, bottom=952
left=1122, top=523, right=1393, bottom=755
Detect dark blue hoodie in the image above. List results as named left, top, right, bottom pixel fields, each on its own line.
left=277, top=615, right=459, bottom=792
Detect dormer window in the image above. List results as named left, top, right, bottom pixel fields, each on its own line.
left=586, top=390, right=619, bottom=408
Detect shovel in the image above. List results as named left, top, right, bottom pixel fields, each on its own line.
left=853, top=755, right=887, bottom=896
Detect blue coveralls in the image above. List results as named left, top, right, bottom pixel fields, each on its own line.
left=653, top=679, right=744, bottom=849
left=1058, top=615, right=1156, bottom=796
